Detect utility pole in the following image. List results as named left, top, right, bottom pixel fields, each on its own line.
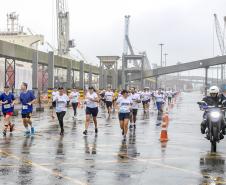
left=164, top=53, right=168, bottom=89
left=159, top=43, right=164, bottom=67
left=164, top=53, right=168, bottom=66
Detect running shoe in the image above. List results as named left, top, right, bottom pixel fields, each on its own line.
left=129, top=125, right=133, bottom=129
left=9, top=124, right=15, bottom=133
left=3, top=130, right=6, bottom=136
left=122, top=129, right=124, bottom=135
left=25, top=130, right=30, bottom=136
left=31, top=127, right=35, bottom=135
left=83, top=130, right=88, bottom=135
left=123, top=135, right=127, bottom=140
left=95, top=128, right=98, bottom=134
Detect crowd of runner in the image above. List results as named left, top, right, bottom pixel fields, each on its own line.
left=0, top=83, right=179, bottom=139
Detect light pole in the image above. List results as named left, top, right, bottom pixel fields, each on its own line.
left=164, top=53, right=168, bottom=67
left=163, top=53, right=168, bottom=89
left=159, top=43, right=164, bottom=67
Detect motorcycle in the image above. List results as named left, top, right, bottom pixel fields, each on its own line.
left=197, top=101, right=226, bottom=152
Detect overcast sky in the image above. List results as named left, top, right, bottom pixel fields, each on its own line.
left=0, top=0, right=226, bottom=68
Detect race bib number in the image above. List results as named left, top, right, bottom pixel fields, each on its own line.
left=58, top=102, right=65, bottom=108
left=120, top=106, right=129, bottom=113
left=22, top=105, right=28, bottom=110
left=4, top=104, right=11, bottom=109
left=72, top=97, right=78, bottom=102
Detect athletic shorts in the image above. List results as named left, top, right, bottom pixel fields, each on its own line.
left=132, top=109, right=138, bottom=116
left=142, top=100, right=150, bottom=105
left=52, top=101, right=56, bottom=108
left=86, top=107, right=98, bottom=117
left=113, top=98, right=117, bottom=103
left=3, top=112, right=13, bottom=117
left=105, top=101, right=112, bottom=108
left=22, top=113, right=32, bottom=119
left=118, top=113, right=130, bottom=121
left=156, top=102, right=163, bottom=110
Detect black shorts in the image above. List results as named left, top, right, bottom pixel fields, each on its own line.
left=22, top=113, right=32, bottom=119
left=142, top=100, right=150, bottom=105
left=105, top=101, right=112, bottom=108
left=52, top=101, right=56, bottom=108
left=86, top=107, right=98, bottom=117
left=132, top=109, right=138, bottom=116
left=118, top=113, right=130, bottom=121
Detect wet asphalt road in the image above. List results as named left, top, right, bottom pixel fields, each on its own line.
left=0, top=92, right=226, bottom=185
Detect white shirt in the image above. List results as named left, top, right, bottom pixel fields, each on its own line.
left=53, top=94, right=69, bottom=112
left=117, top=97, right=132, bottom=113
left=86, top=92, right=98, bottom=108
left=52, top=91, right=59, bottom=101
left=70, top=91, right=80, bottom=103
left=105, top=91, right=114, bottom=102
left=130, top=93, right=141, bottom=109
left=167, top=91, right=173, bottom=98
left=155, top=93, right=164, bottom=103
left=141, top=91, right=152, bottom=101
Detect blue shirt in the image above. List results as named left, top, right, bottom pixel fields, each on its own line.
left=0, top=92, right=15, bottom=113
left=20, top=91, right=35, bottom=114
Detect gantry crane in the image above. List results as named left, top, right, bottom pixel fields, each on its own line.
left=214, top=13, right=226, bottom=81
left=56, top=0, right=74, bottom=55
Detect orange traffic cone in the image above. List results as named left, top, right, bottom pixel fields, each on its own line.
left=162, top=112, right=169, bottom=126
left=160, top=122, right=168, bottom=142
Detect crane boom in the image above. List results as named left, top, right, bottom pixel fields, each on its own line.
left=214, top=14, right=225, bottom=55
left=56, top=0, right=70, bottom=55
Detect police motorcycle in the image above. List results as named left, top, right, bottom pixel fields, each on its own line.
left=197, top=100, right=226, bottom=152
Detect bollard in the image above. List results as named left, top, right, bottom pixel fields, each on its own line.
left=160, top=121, right=168, bottom=142
left=79, top=89, right=84, bottom=99
left=162, top=112, right=169, bottom=126
left=48, top=88, right=53, bottom=100
left=48, top=88, right=53, bottom=109
left=160, top=110, right=169, bottom=142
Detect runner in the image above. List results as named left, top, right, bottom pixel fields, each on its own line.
left=104, top=87, right=114, bottom=117
left=19, top=82, right=36, bottom=136
left=0, top=85, right=16, bottom=136
left=129, top=87, right=141, bottom=129
left=117, top=90, right=132, bottom=139
left=99, top=89, right=106, bottom=108
left=83, top=87, right=99, bottom=136
left=154, top=89, right=165, bottom=113
left=69, top=87, right=80, bottom=119
left=141, top=87, right=151, bottom=113
left=53, top=87, right=69, bottom=135
left=167, top=89, right=173, bottom=105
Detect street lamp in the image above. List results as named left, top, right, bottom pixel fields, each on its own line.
left=159, top=43, right=164, bottom=67
left=164, top=53, right=168, bottom=67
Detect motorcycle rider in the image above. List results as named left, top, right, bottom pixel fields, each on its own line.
left=200, top=86, right=226, bottom=138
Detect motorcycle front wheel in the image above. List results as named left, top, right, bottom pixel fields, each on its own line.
left=211, top=141, right=217, bottom=152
